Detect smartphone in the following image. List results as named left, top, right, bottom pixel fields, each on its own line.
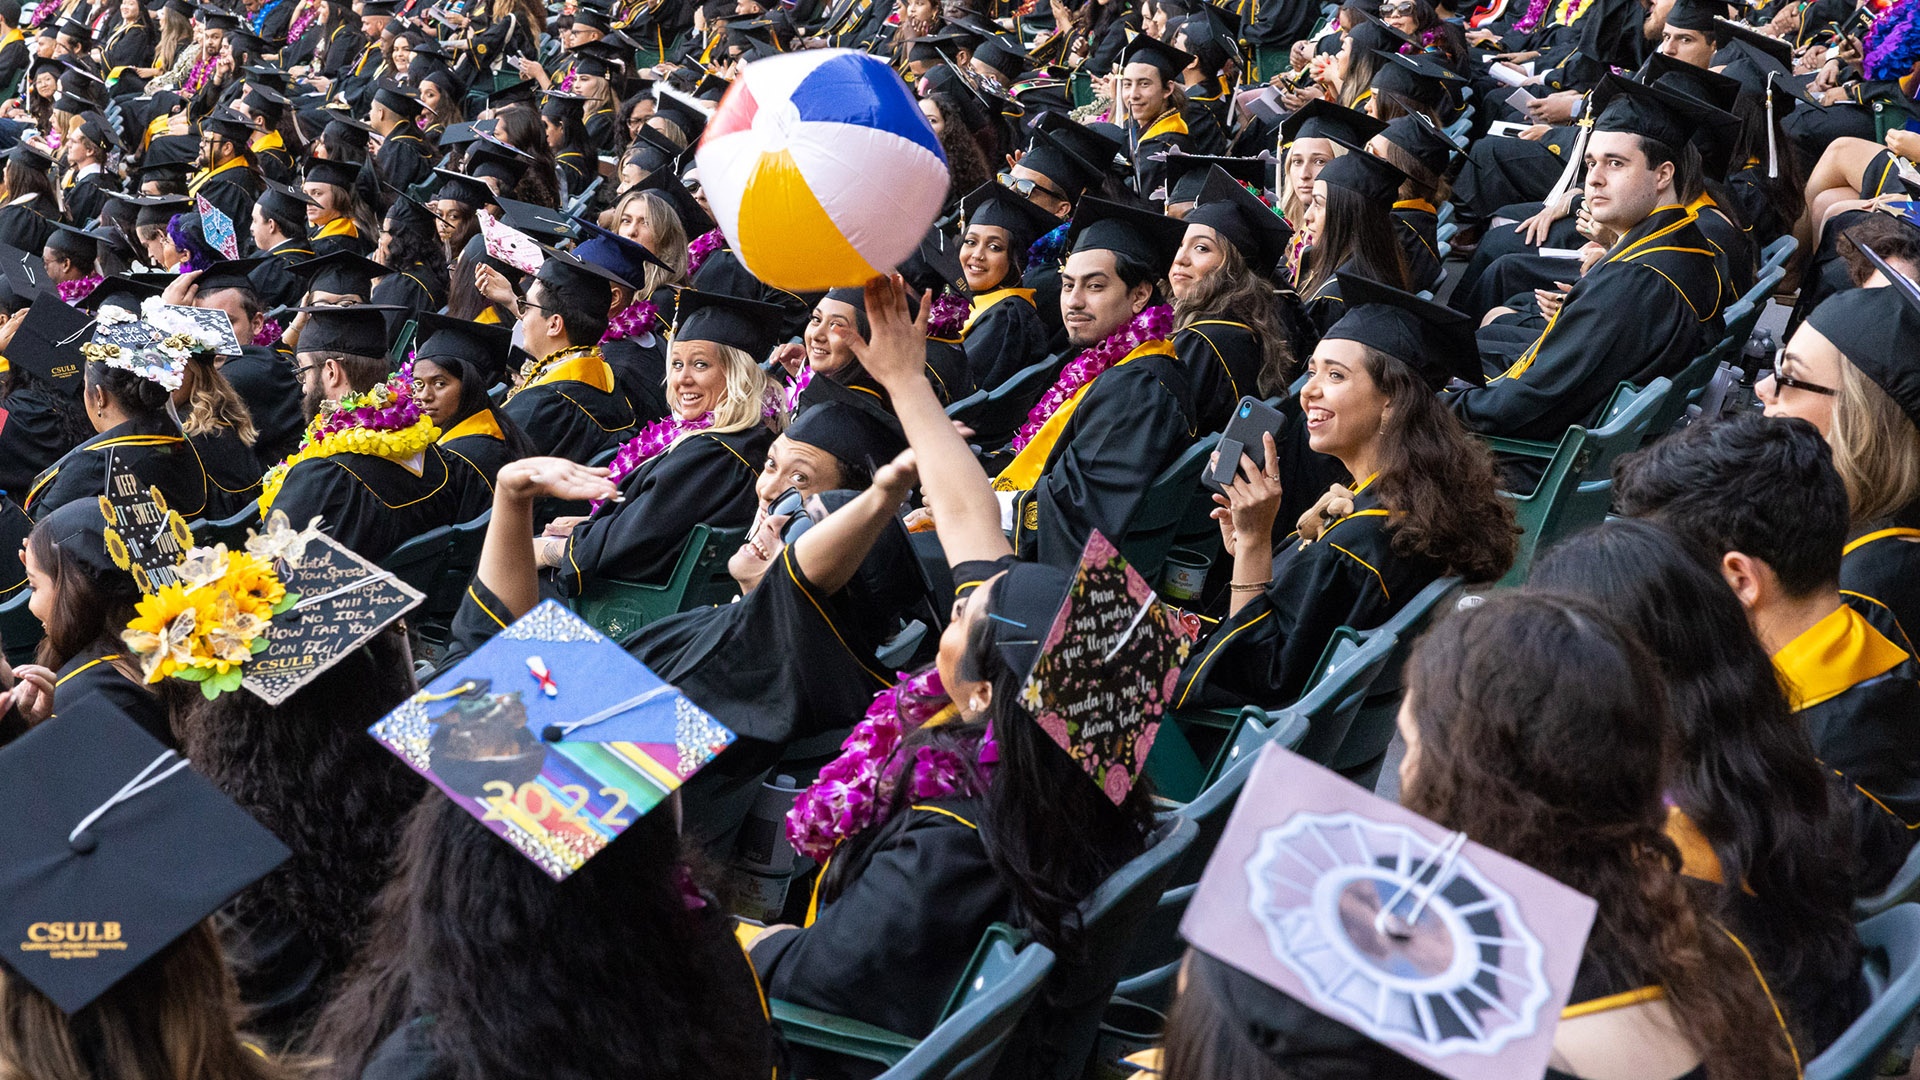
left=1206, top=397, right=1286, bottom=493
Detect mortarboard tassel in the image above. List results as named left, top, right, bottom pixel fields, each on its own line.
left=1766, top=71, right=1779, bottom=180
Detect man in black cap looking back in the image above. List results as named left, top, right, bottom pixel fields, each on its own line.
left=500, top=250, right=639, bottom=464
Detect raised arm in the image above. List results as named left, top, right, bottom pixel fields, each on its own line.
left=793, top=450, right=919, bottom=594
left=835, top=274, right=1013, bottom=567
left=475, top=458, right=617, bottom=620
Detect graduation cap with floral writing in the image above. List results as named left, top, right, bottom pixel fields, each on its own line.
left=1017, top=531, right=1192, bottom=805
left=367, top=600, right=736, bottom=881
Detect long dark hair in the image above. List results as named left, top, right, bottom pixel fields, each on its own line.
left=820, top=624, right=1156, bottom=957
left=307, top=794, right=776, bottom=1080
left=1360, top=346, right=1515, bottom=581
left=1528, top=521, right=1859, bottom=1008
left=84, top=360, right=178, bottom=437
left=4, top=367, right=89, bottom=449
left=1727, top=90, right=1805, bottom=230
left=489, top=104, right=562, bottom=209
left=926, top=93, right=991, bottom=208
left=25, top=522, right=141, bottom=670
left=1172, top=237, right=1295, bottom=396
left=422, top=353, right=536, bottom=460
left=1299, top=181, right=1409, bottom=297
left=1402, top=593, right=1802, bottom=1080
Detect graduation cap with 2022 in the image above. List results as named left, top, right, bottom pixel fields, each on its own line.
left=1178, top=740, right=1599, bottom=1080
left=367, top=599, right=735, bottom=880
left=0, top=701, right=289, bottom=1014
left=1325, top=272, right=1483, bottom=389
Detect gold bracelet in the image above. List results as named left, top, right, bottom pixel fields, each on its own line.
left=1228, top=579, right=1272, bottom=593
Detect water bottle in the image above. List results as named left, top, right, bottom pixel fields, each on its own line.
left=732, top=774, right=800, bottom=923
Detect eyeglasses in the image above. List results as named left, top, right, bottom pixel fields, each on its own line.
left=513, top=295, right=556, bottom=319
left=1768, top=354, right=1835, bottom=397
left=998, top=171, right=1069, bottom=204
left=1380, top=2, right=1418, bottom=14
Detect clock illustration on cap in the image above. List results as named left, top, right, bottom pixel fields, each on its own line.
left=1244, top=810, right=1551, bottom=1057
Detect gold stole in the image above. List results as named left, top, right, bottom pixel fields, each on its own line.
left=991, top=339, right=1175, bottom=492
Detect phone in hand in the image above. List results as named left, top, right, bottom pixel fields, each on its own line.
left=1205, top=397, right=1287, bottom=494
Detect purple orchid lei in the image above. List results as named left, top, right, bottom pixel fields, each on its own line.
left=786, top=668, right=991, bottom=863
left=56, top=273, right=102, bottom=305
left=686, top=229, right=725, bottom=276
left=600, top=296, right=661, bottom=343
left=1009, top=303, right=1173, bottom=452
left=1866, top=0, right=1920, bottom=82
left=1511, top=0, right=1553, bottom=35
left=591, top=412, right=715, bottom=515
left=253, top=318, right=285, bottom=348
left=310, top=362, right=427, bottom=441
left=926, top=292, right=969, bottom=338
left=785, top=362, right=815, bottom=413
left=183, top=50, right=219, bottom=94
left=287, top=0, right=320, bottom=43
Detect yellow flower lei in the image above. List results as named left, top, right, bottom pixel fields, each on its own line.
left=258, top=415, right=442, bottom=513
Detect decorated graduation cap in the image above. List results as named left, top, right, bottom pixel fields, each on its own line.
left=1012, top=531, right=1192, bottom=805
left=1161, top=150, right=1269, bottom=206
left=535, top=242, right=632, bottom=303
left=94, top=451, right=192, bottom=592
left=1370, top=49, right=1463, bottom=109
left=367, top=599, right=735, bottom=880
left=289, top=251, right=390, bottom=298
left=84, top=300, right=240, bottom=391
left=1178, top=740, right=1598, bottom=1080
left=412, top=310, right=515, bottom=388
left=790, top=374, right=909, bottom=475
left=1664, top=0, right=1729, bottom=31
left=672, top=288, right=785, bottom=359
left=1066, top=196, right=1187, bottom=275
left=303, top=156, right=363, bottom=192
left=1806, top=249, right=1920, bottom=427
left=959, top=180, right=1061, bottom=261
left=1120, top=33, right=1195, bottom=79
left=1316, top=140, right=1407, bottom=204
left=0, top=700, right=289, bottom=1014
left=293, top=304, right=397, bottom=358
left=7, top=290, right=95, bottom=393
left=1187, top=166, right=1293, bottom=271
left=1279, top=98, right=1387, bottom=148
left=372, top=79, right=424, bottom=119
left=574, top=219, right=670, bottom=285
left=1325, top=272, right=1483, bottom=389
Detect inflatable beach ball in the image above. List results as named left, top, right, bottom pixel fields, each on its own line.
left=696, top=49, right=949, bottom=292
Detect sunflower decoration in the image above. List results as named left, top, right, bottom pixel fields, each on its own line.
left=120, top=528, right=306, bottom=699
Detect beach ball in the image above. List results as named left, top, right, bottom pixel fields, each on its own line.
left=696, top=49, right=949, bottom=292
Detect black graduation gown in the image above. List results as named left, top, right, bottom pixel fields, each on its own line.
left=437, top=411, right=513, bottom=512
left=1174, top=484, right=1445, bottom=709
left=499, top=350, right=639, bottom=464
left=0, top=33, right=26, bottom=97
left=584, top=109, right=616, bottom=155
left=1126, top=112, right=1195, bottom=203
left=962, top=288, right=1048, bottom=392
left=555, top=147, right=592, bottom=202
left=24, top=424, right=236, bottom=522
left=1451, top=203, right=1724, bottom=446
left=924, top=334, right=972, bottom=406
left=754, top=797, right=1015, bottom=1076
left=1175, top=318, right=1266, bottom=434
left=0, top=496, right=27, bottom=599
left=222, top=345, right=306, bottom=469
left=1391, top=201, right=1444, bottom=294
left=1841, top=520, right=1920, bottom=648
left=601, top=329, right=669, bottom=426
left=554, top=426, right=769, bottom=596
left=247, top=133, right=295, bottom=187
left=61, top=169, right=110, bottom=228
left=0, top=385, right=81, bottom=500
left=1454, top=128, right=1576, bottom=219
left=52, top=647, right=170, bottom=745
left=317, top=22, right=365, bottom=77
left=373, top=128, right=434, bottom=195
left=187, top=429, right=264, bottom=518
left=0, top=195, right=56, bottom=256
left=270, top=444, right=467, bottom=562
left=251, top=239, right=314, bottom=311
left=1005, top=347, right=1198, bottom=570
left=369, top=263, right=448, bottom=339
left=189, top=162, right=261, bottom=245
left=100, top=22, right=152, bottom=70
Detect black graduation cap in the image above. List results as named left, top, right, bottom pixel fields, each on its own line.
left=243, top=63, right=293, bottom=91
left=494, top=195, right=581, bottom=242
left=1664, top=0, right=1728, bottom=31
left=1120, top=33, right=1195, bottom=78
left=626, top=124, right=687, bottom=174
left=130, top=159, right=194, bottom=190
left=1324, top=272, right=1480, bottom=388
left=258, top=179, right=315, bottom=224
left=483, top=77, right=538, bottom=111
left=303, top=156, right=363, bottom=191
left=437, top=120, right=483, bottom=149
left=431, top=167, right=496, bottom=208
left=372, top=80, right=424, bottom=119
left=0, top=702, right=289, bottom=1015
left=44, top=221, right=96, bottom=260
left=289, top=251, right=389, bottom=297
left=1590, top=72, right=1732, bottom=157
left=959, top=180, right=1061, bottom=259
left=53, top=14, right=90, bottom=42
left=692, top=72, right=732, bottom=102
left=384, top=189, right=436, bottom=231
left=466, top=137, right=532, bottom=187
left=1162, top=150, right=1268, bottom=205
left=790, top=374, right=908, bottom=473
left=535, top=243, right=630, bottom=309
left=1186, top=166, right=1293, bottom=270
left=1066, top=196, right=1187, bottom=274
left=571, top=38, right=629, bottom=81
left=194, top=3, right=240, bottom=30
left=540, top=89, right=590, bottom=122
left=1712, top=16, right=1793, bottom=69
left=901, top=226, right=967, bottom=295
left=359, top=0, right=399, bottom=15
left=1806, top=251, right=1920, bottom=426
left=200, top=108, right=255, bottom=146
left=7, top=142, right=53, bottom=172
left=974, top=34, right=1029, bottom=77
left=112, top=191, right=193, bottom=228
left=413, top=309, right=515, bottom=386
left=572, top=4, right=613, bottom=31
left=1279, top=98, right=1387, bottom=148
left=1640, top=52, right=1741, bottom=112
left=672, top=288, right=784, bottom=359
left=1370, top=49, right=1462, bottom=108
left=75, top=273, right=166, bottom=313
left=573, top=220, right=669, bottom=285
left=1379, top=111, right=1459, bottom=178
left=294, top=305, right=399, bottom=357
left=1316, top=141, right=1407, bottom=204
left=633, top=169, right=715, bottom=236
left=7, top=291, right=94, bottom=392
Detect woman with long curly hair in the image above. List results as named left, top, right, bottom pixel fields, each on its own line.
left=1159, top=592, right=1807, bottom=1080
left=919, top=93, right=991, bottom=213
left=308, top=780, right=776, bottom=1079
left=169, top=626, right=426, bottom=1051
left=1168, top=169, right=1295, bottom=430
left=1174, top=276, right=1514, bottom=708
left=485, top=104, right=562, bottom=210
left=1530, top=519, right=1866, bottom=1055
